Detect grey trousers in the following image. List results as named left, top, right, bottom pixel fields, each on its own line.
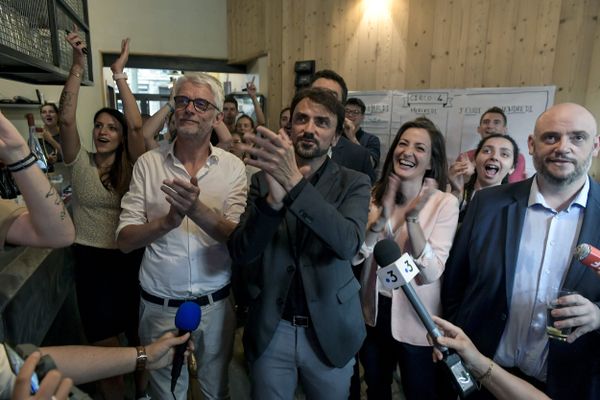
left=250, top=319, right=354, bottom=400
left=139, top=295, right=236, bottom=400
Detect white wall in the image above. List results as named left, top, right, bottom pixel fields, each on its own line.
left=0, top=0, right=228, bottom=148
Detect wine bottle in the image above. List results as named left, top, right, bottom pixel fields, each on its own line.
left=25, top=113, right=48, bottom=172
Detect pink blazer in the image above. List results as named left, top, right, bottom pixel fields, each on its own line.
left=357, top=189, right=459, bottom=346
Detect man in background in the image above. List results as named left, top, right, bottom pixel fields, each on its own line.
left=310, top=69, right=376, bottom=183
left=449, top=106, right=527, bottom=191
left=344, top=97, right=381, bottom=169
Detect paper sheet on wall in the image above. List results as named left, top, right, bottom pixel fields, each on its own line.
left=349, top=86, right=555, bottom=178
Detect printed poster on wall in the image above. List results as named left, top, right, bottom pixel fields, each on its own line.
left=349, top=86, right=555, bottom=179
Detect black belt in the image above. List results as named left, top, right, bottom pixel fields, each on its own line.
left=141, top=284, right=230, bottom=308
left=282, top=313, right=310, bottom=327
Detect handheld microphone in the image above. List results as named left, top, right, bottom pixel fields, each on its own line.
left=373, top=239, right=476, bottom=398
left=574, top=243, right=600, bottom=271
left=171, top=302, right=201, bottom=395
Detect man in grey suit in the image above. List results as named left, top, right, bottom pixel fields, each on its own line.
left=228, top=87, right=370, bottom=399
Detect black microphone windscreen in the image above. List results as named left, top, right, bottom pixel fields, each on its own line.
left=374, top=238, right=402, bottom=267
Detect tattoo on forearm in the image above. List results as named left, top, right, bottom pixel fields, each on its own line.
left=45, top=184, right=67, bottom=220
left=59, top=91, right=74, bottom=110
left=46, top=183, right=61, bottom=205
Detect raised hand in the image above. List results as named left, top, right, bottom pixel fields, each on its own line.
left=381, top=172, right=402, bottom=219
left=343, top=117, right=358, bottom=142
left=405, top=177, right=437, bottom=220
left=448, top=154, right=474, bottom=188
left=65, top=26, right=86, bottom=68
left=246, top=78, right=257, bottom=98
left=110, top=38, right=130, bottom=74
left=243, top=126, right=303, bottom=194
left=0, top=111, right=30, bottom=164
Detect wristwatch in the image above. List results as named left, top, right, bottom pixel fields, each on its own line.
left=135, top=346, right=148, bottom=371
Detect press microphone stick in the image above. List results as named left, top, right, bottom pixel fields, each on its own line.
left=373, top=239, right=475, bottom=398
left=171, top=302, right=201, bottom=396
left=400, top=283, right=448, bottom=353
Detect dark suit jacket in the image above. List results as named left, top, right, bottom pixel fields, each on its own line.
left=228, top=161, right=370, bottom=368
left=331, top=135, right=376, bottom=183
left=442, top=177, right=600, bottom=400
left=355, top=128, right=381, bottom=169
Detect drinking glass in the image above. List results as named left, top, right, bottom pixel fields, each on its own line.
left=546, top=288, right=578, bottom=341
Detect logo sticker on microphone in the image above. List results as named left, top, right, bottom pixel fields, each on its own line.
left=377, top=253, right=419, bottom=290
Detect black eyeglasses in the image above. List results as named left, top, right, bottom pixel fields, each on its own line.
left=344, top=108, right=362, bottom=116
left=173, top=96, right=220, bottom=113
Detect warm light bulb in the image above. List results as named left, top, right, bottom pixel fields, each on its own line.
left=362, top=0, right=392, bottom=19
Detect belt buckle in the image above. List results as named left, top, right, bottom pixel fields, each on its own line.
left=292, top=315, right=309, bottom=327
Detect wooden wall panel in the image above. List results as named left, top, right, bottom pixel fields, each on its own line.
left=386, top=0, right=410, bottom=90
left=265, top=0, right=283, bottom=128
left=462, top=0, right=490, bottom=88
left=528, top=0, right=562, bottom=86
left=482, top=0, right=519, bottom=86
left=552, top=0, right=599, bottom=104
left=405, top=0, right=436, bottom=88
left=337, top=1, right=362, bottom=91
left=227, top=0, right=266, bottom=63
left=228, top=0, right=600, bottom=132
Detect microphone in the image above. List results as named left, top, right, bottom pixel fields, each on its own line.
left=171, top=301, right=201, bottom=395
left=574, top=243, right=600, bottom=271
left=373, top=239, right=476, bottom=398
left=374, top=239, right=446, bottom=345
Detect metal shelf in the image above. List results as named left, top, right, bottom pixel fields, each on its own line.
left=0, top=103, right=42, bottom=109
left=0, top=0, right=92, bottom=85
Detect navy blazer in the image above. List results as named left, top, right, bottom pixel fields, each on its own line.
left=331, top=135, right=376, bottom=183
left=442, top=176, right=600, bottom=400
left=228, top=160, right=370, bottom=368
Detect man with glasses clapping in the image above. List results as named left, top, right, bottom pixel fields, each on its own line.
left=117, top=73, right=247, bottom=399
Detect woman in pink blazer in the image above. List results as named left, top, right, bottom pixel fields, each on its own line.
left=355, top=117, right=459, bottom=400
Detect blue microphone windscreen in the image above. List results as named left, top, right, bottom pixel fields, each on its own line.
left=175, top=301, right=202, bottom=331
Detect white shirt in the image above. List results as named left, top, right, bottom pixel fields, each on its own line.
left=494, top=176, right=588, bottom=381
left=117, top=141, right=247, bottom=298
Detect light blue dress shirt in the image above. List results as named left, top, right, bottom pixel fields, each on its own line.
left=494, top=176, right=589, bottom=382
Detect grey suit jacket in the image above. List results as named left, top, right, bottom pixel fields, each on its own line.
left=228, top=160, right=370, bottom=367
left=442, top=176, right=600, bottom=400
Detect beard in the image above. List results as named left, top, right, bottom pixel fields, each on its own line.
left=533, top=152, right=592, bottom=186
left=294, top=133, right=328, bottom=160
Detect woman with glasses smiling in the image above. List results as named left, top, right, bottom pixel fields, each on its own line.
left=59, top=32, right=147, bottom=400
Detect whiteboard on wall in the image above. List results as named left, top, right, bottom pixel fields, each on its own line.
left=349, top=86, right=555, bottom=179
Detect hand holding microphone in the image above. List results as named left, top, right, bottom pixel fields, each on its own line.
left=574, top=243, right=600, bottom=276
left=373, top=239, right=476, bottom=398
left=171, top=302, right=201, bottom=395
